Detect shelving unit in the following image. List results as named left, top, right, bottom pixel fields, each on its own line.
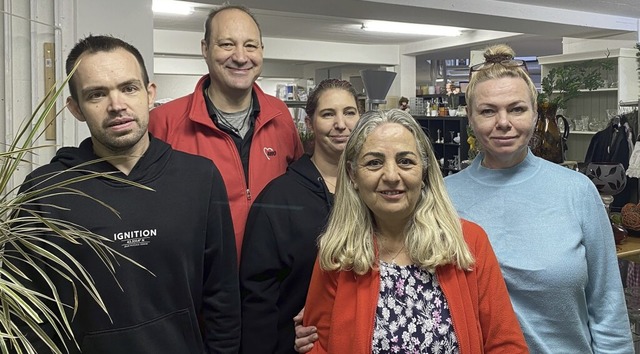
left=415, top=115, right=469, bottom=176
left=416, top=93, right=466, bottom=106
left=283, top=100, right=307, bottom=108
left=538, top=48, right=639, bottom=162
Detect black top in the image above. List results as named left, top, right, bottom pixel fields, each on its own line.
left=16, top=135, right=240, bottom=353
left=585, top=121, right=634, bottom=210
left=240, top=154, right=333, bottom=354
left=203, top=81, right=261, bottom=184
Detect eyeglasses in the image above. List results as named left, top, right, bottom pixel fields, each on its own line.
left=469, top=59, right=528, bottom=76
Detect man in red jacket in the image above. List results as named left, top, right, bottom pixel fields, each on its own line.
left=149, top=5, right=304, bottom=259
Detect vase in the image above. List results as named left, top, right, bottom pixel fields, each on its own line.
left=529, top=102, right=570, bottom=163
left=585, top=162, right=627, bottom=215
left=586, top=162, right=627, bottom=195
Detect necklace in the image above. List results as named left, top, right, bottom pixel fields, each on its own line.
left=310, top=157, right=337, bottom=192
left=322, top=177, right=336, bottom=191
left=379, top=238, right=406, bottom=264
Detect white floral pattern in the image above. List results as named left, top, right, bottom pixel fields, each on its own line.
left=372, top=261, right=459, bottom=354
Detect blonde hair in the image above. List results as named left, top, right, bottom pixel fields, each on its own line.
left=318, top=109, right=474, bottom=274
left=466, top=44, right=538, bottom=116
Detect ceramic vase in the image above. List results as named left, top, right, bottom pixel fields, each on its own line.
left=529, top=102, right=570, bottom=163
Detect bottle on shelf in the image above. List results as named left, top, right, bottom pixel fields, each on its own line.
left=423, top=99, right=432, bottom=116
left=438, top=99, right=446, bottom=117
left=431, top=99, right=438, bottom=117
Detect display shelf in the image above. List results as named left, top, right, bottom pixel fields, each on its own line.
left=570, top=130, right=597, bottom=135
left=284, top=100, right=307, bottom=108
left=416, top=93, right=466, bottom=98
left=551, top=88, right=618, bottom=93
left=414, top=115, right=469, bottom=175
left=538, top=48, right=639, bottom=163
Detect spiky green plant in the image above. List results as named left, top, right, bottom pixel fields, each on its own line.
left=0, top=66, right=150, bottom=353
left=538, top=59, right=613, bottom=109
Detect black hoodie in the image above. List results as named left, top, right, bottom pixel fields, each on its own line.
left=16, top=136, right=239, bottom=353
left=239, top=154, right=333, bottom=354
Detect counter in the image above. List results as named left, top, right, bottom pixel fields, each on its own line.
left=617, top=237, right=640, bottom=262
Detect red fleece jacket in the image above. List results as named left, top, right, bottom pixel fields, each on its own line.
left=149, top=75, right=303, bottom=259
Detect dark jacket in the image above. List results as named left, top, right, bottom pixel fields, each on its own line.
left=16, top=136, right=240, bottom=353
left=240, top=154, right=333, bottom=354
left=584, top=121, right=634, bottom=210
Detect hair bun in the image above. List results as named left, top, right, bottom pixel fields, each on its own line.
left=482, top=44, right=516, bottom=63
left=484, top=54, right=513, bottom=63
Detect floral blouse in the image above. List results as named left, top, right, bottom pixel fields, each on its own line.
left=372, top=261, right=459, bottom=354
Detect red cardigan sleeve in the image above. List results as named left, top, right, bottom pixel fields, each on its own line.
left=303, top=258, right=337, bottom=353
left=464, top=221, right=529, bottom=353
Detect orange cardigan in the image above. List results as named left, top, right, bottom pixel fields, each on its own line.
left=303, top=220, right=528, bottom=354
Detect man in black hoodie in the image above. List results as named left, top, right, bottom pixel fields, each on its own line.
left=16, top=35, right=240, bottom=353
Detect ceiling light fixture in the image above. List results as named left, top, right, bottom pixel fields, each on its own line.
left=152, top=0, right=194, bottom=15
left=361, top=20, right=462, bottom=37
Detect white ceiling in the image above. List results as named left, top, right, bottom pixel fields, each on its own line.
left=493, top=0, right=640, bottom=18
left=153, top=0, right=639, bottom=75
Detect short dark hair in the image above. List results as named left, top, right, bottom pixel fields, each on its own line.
left=305, top=79, right=359, bottom=118
left=66, top=35, right=150, bottom=102
left=203, top=4, right=263, bottom=45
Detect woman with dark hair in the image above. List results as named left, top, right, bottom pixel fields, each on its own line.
left=240, top=79, right=360, bottom=354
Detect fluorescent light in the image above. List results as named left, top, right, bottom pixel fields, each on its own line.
left=361, top=20, right=462, bottom=36
left=152, top=0, right=194, bottom=15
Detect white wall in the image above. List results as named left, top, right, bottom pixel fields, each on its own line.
left=153, top=28, right=410, bottom=103
left=154, top=29, right=400, bottom=66
left=154, top=74, right=202, bottom=103
left=59, top=0, right=154, bottom=149
left=76, top=0, right=154, bottom=76
left=1, top=0, right=59, bottom=187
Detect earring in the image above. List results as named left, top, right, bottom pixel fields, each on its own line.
left=353, top=182, right=358, bottom=190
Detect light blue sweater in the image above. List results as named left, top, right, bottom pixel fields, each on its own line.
left=445, top=150, right=633, bottom=353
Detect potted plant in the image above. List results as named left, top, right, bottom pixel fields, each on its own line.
left=0, top=68, right=146, bottom=353
left=537, top=59, right=613, bottom=109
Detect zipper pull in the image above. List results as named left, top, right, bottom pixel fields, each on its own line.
left=246, top=188, right=251, bottom=201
